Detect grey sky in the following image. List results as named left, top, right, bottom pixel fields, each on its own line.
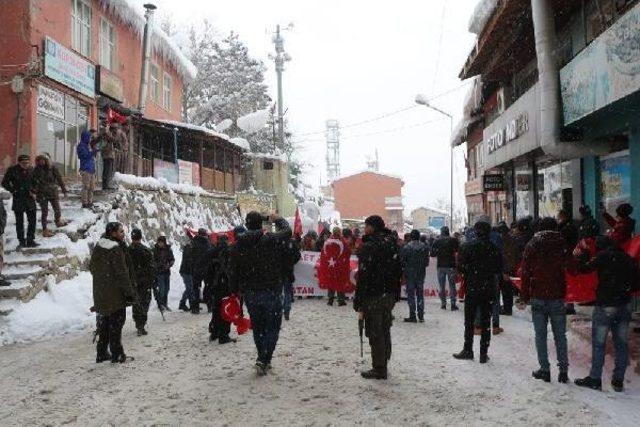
left=142, top=0, right=478, bottom=214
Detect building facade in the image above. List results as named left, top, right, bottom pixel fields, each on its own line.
left=411, top=207, right=449, bottom=233
left=454, top=0, right=640, bottom=228
left=0, top=0, right=194, bottom=175
left=331, top=171, right=405, bottom=233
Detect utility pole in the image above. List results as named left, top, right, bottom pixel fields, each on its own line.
left=271, top=25, right=291, bottom=151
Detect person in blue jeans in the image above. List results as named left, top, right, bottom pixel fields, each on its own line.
left=574, top=235, right=639, bottom=392
left=400, top=230, right=429, bottom=322
left=178, top=238, right=194, bottom=312
left=431, top=226, right=459, bottom=310
left=153, top=236, right=175, bottom=311
left=519, top=217, right=574, bottom=383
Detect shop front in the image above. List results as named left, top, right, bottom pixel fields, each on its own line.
left=464, top=178, right=485, bottom=225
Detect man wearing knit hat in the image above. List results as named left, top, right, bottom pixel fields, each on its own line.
left=2, top=155, right=39, bottom=248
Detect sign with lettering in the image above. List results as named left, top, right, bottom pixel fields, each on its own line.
left=44, top=37, right=95, bottom=98
left=487, top=112, right=529, bottom=153
left=37, top=85, right=65, bottom=120
left=96, top=66, right=124, bottom=102
left=483, top=174, right=505, bottom=192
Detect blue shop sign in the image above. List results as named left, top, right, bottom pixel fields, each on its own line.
left=44, top=37, right=96, bottom=98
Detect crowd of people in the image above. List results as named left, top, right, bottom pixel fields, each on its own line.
left=87, top=202, right=639, bottom=390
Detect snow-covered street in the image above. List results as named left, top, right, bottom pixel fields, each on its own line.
left=1, top=298, right=638, bottom=426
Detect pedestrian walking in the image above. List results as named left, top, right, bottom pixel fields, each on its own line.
left=400, top=229, right=429, bottom=323
left=77, top=130, right=99, bottom=209
left=32, top=153, right=68, bottom=238
left=518, top=217, right=574, bottom=384
left=229, top=212, right=291, bottom=376
left=453, top=220, right=501, bottom=364
left=90, top=222, right=136, bottom=363
left=153, top=236, right=175, bottom=311
left=574, top=236, right=640, bottom=392
left=190, top=228, right=211, bottom=314
left=498, top=222, right=518, bottom=315
left=601, top=202, right=635, bottom=248
left=127, top=229, right=157, bottom=336
left=178, top=235, right=194, bottom=312
left=0, top=193, right=10, bottom=287
left=1, top=155, right=38, bottom=248
left=354, top=215, right=402, bottom=380
left=431, top=226, right=459, bottom=310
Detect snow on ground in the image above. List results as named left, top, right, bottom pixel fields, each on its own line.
left=0, top=296, right=638, bottom=426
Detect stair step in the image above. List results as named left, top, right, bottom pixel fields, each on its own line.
left=0, top=279, right=34, bottom=299
left=3, top=252, right=54, bottom=268
left=3, top=265, right=42, bottom=280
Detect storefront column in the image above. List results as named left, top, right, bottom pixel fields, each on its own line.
left=629, top=129, right=640, bottom=213
left=582, top=156, right=600, bottom=212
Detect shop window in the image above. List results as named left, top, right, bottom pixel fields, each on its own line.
left=71, top=0, right=92, bottom=57
left=537, top=161, right=573, bottom=218
left=100, top=19, right=116, bottom=71
left=600, top=150, right=631, bottom=216
left=149, top=63, right=160, bottom=104
left=163, top=72, right=172, bottom=111
left=515, top=163, right=534, bottom=219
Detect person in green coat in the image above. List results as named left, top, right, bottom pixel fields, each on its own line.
left=90, top=222, right=136, bottom=364
left=127, top=228, right=157, bottom=336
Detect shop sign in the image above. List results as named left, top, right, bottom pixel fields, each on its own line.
left=44, top=37, right=95, bottom=98
left=487, top=113, right=528, bottom=154
left=37, top=85, right=65, bottom=120
left=97, top=67, right=124, bottom=102
left=483, top=174, right=504, bottom=192
left=153, top=159, right=178, bottom=183
left=178, top=160, right=193, bottom=185
left=465, top=178, right=483, bottom=196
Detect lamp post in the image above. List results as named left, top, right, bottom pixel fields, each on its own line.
left=415, top=95, right=454, bottom=229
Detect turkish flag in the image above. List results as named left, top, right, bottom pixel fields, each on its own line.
left=294, top=207, right=303, bottom=237
left=316, top=238, right=354, bottom=293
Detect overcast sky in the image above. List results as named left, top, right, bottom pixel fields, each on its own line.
left=141, top=0, right=478, bottom=214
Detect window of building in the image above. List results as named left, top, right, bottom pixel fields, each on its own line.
left=514, top=162, right=535, bottom=219
left=149, top=63, right=160, bottom=103
left=536, top=161, right=573, bottom=218
left=163, top=72, right=172, bottom=111
left=100, top=18, right=116, bottom=71
left=71, top=0, right=92, bottom=57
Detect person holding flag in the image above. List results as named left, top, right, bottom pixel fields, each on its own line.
left=318, top=227, right=353, bottom=306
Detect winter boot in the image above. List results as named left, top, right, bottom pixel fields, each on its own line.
left=179, top=302, right=190, bottom=312
left=403, top=316, right=417, bottom=323
left=479, top=353, right=489, bottom=364
left=284, top=312, right=290, bottom=321
left=111, top=353, right=134, bottom=364
left=558, top=372, right=569, bottom=384
left=453, top=349, right=474, bottom=360
left=338, top=301, right=347, bottom=307
left=55, top=219, right=69, bottom=227
left=418, top=314, right=425, bottom=323
left=327, top=299, right=334, bottom=306
left=219, top=336, right=237, bottom=345
left=361, top=368, right=387, bottom=380
left=611, top=378, right=624, bottom=392
left=191, top=306, right=200, bottom=315
left=136, top=328, right=148, bottom=337
left=96, top=351, right=111, bottom=363
left=574, top=376, right=602, bottom=391
left=451, top=304, right=459, bottom=311
left=42, top=229, right=55, bottom=238
left=532, top=369, right=551, bottom=383
left=492, top=327, right=504, bottom=335
left=26, top=241, right=40, bottom=248
left=440, top=303, right=446, bottom=310
left=256, top=361, right=268, bottom=377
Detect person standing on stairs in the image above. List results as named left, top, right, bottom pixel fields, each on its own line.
left=153, top=236, right=175, bottom=312
left=32, top=154, right=68, bottom=238
left=0, top=193, right=10, bottom=287
left=127, top=229, right=157, bottom=337
left=77, top=130, right=99, bottom=209
left=1, top=155, right=39, bottom=248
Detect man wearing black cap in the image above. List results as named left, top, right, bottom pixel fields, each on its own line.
left=127, top=229, right=157, bottom=336
left=354, top=215, right=402, bottom=379
left=453, top=220, right=501, bottom=364
left=229, top=212, right=291, bottom=376
left=2, top=155, right=39, bottom=248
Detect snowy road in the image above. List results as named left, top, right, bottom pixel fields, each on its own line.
left=0, top=299, right=639, bottom=426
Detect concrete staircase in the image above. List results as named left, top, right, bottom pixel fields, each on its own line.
left=0, top=185, right=116, bottom=309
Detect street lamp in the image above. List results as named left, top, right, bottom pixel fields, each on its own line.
left=415, top=94, right=454, bottom=230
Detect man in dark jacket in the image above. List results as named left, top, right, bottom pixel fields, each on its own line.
left=2, top=155, right=38, bottom=248
left=90, top=222, right=136, bottom=363
left=229, top=212, right=291, bottom=376
left=178, top=237, right=194, bottom=312
left=498, top=222, right=518, bottom=315
left=518, top=217, right=574, bottom=384
left=354, top=215, right=402, bottom=380
left=431, top=226, right=459, bottom=310
left=32, top=154, right=68, bottom=238
left=127, top=229, right=157, bottom=336
left=207, top=235, right=238, bottom=344
left=453, top=221, right=501, bottom=364
left=400, top=229, right=429, bottom=323
left=190, top=228, right=212, bottom=314
left=153, top=236, right=175, bottom=311
left=602, top=203, right=635, bottom=248
left=574, top=236, right=640, bottom=392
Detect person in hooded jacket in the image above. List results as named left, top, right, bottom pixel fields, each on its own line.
left=431, top=226, right=459, bottom=311
left=400, top=229, right=430, bottom=323
left=153, top=236, right=175, bottom=311
left=518, top=217, right=575, bottom=384
left=354, top=215, right=402, bottom=380
left=229, top=212, right=291, bottom=376
left=32, top=153, right=68, bottom=238
left=90, top=222, right=136, bottom=364
left=574, top=236, right=640, bottom=392
left=601, top=203, right=635, bottom=248
left=453, top=221, right=501, bottom=364
left=190, top=228, right=212, bottom=314
left=2, top=155, right=38, bottom=248
left=77, top=130, right=99, bottom=209
left=127, top=229, right=157, bottom=336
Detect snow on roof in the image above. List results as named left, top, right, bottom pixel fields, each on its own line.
left=468, top=0, right=498, bottom=35
left=246, top=151, right=287, bottom=162
left=411, top=206, right=448, bottom=216
left=114, top=172, right=231, bottom=197
left=100, top=0, right=197, bottom=80
left=237, top=109, right=270, bottom=134
left=155, top=119, right=249, bottom=151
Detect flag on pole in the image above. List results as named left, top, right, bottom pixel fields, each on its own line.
left=294, top=207, right=303, bottom=237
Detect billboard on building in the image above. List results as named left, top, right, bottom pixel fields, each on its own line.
left=44, top=37, right=95, bottom=98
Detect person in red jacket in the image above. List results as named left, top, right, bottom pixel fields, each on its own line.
left=518, top=217, right=576, bottom=384
left=601, top=202, right=635, bottom=247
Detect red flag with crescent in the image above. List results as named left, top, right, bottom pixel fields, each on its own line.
left=316, top=237, right=353, bottom=293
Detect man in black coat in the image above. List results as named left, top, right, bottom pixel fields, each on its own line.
left=190, top=228, right=212, bottom=314
left=207, top=235, right=237, bottom=344
left=1, top=155, right=39, bottom=248
left=153, top=236, right=175, bottom=311
left=127, top=229, right=157, bottom=336
left=178, top=237, right=194, bottom=312
left=454, top=220, right=501, bottom=364
left=280, top=235, right=301, bottom=320
left=431, top=226, right=459, bottom=310
left=400, top=229, right=429, bottom=323
left=229, top=212, right=291, bottom=376
left=354, top=215, right=402, bottom=380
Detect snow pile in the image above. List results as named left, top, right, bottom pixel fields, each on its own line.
left=468, top=0, right=498, bottom=35
left=154, top=119, right=248, bottom=151
left=237, top=109, right=270, bottom=134
left=114, top=172, right=227, bottom=197
left=229, top=137, right=251, bottom=151
left=99, top=0, right=197, bottom=80
left=246, top=150, right=287, bottom=162
left=216, top=118, right=233, bottom=132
